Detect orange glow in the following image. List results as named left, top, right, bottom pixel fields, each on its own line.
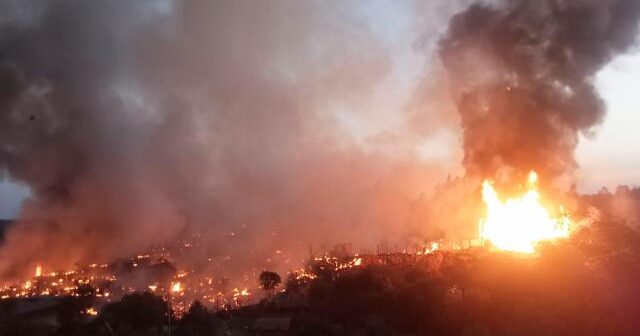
left=35, top=264, right=42, bottom=277
left=479, top=171, right=571, bottom=253
left=171, top=282, right=181, bottom=293
left=417, top=242, right=439, bottom=255
left=84, top=307, right=98, bottom=316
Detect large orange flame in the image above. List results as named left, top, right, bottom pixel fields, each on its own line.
left=479, top=171, right=571, bottom=253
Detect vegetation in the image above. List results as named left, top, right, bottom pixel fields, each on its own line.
left=259, top=270, right=282, bottom=291
left=2, top=220, right=640, bottom=335
left=298, top=219, right=640, bottom=336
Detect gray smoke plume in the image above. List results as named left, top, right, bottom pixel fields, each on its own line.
left=0, top=0, right=457, bottom=279
left=439, top=0, right=640, bottom=185
left=2, top=0, right=638, bottom=281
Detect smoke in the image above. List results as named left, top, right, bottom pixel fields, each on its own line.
left=0, top=0, right=460, bottom=279
left=438, top=0, right=640, bottom=184
left=2, top=0, right=638, bottom=280
left=580, top=185, right=640, bottom=230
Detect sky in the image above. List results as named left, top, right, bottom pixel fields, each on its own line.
left=0, top=1, right=638, bottom=219
left=0, top=180, right=29, bottom=219
left=576, top=52, right=640, bottom=193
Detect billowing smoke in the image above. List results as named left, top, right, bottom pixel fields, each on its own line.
left=2, top=0, right=638, bottom=281
left=439, top=0, right=640, bottom=184
left=0, top=1, right=459, bottom=279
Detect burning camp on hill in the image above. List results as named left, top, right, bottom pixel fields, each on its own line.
left=1, top=0, right=640, bottom=335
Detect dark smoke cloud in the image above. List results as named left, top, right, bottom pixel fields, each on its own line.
left=439, top=0, right=640, bottom=184
left=3, top=0, right=637, bottom=281
left=0, top=1, right=453, bottom=279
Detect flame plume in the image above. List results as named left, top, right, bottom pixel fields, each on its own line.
left=479, top=172, right=571, bottom=253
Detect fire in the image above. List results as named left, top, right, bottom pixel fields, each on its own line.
left=417, top=242, right=439, bottom=255
left=479, top=171, right=571, bottom=253
left=171, top=282, right=182, bottom=293
left=84, top=307, right=98, bottom=316
left=232, top=287, right=251, bottom=305
left=35, top=264, right=42, bottom=277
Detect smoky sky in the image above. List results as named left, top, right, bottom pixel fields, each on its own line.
left=439, top=0, right=640, bottom=185
left=0, top=0, right=463, bottom=279
left=0, top=0, right=638, bottom=280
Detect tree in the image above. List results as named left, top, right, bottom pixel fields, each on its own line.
left=259, top=271, right=281, bottom=292
left=98, top=292, right=170, bottom=335
left=56, top=283, right=96, bottom=335
left=175, top=301, right=226, bottom=336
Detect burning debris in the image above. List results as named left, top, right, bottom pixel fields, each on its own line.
left=1, top=222, right=640, bottom=335
left=417, top=242, right=440, bottom=255
left=0, top=238, right=262, bottom=317
left=0, top=238, right=477, bottom=317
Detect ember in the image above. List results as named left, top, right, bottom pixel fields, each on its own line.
left=0, top=239, right=266, bottom=315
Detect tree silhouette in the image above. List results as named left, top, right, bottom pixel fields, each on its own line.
left=259, top=271, right=281, bottom=294
left=99, top=292, right=169, bottom=335
left=175, top=301, right=226, bottom=336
